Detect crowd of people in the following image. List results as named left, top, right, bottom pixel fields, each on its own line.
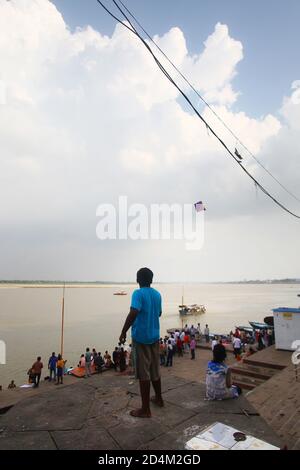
left=3, top=324, right=272, bottom=400
left=158, top=324, right=202, bottom=366
left=23, top=343, right=133, bottom=388
left=227, top=326, right=274, bottom=358
left=155, top=322, right=276, bottom=401
left=27, top=354, right=66, bottom=387
left=21, top=323, right=270, bottom=392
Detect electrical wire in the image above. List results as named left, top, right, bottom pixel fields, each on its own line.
left=95, top=0, right=300, bottom=219
left=115, top=0, right=300, bottom=204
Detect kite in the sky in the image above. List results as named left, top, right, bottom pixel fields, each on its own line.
left=194, top=201, right=206, bottom=212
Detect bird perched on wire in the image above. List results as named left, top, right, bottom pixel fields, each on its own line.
left=234, top=148, right=243, bottom=161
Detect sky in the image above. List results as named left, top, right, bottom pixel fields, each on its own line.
left=52, top=0, right=300, bottom=117
left=0, top=0, right=300, bottom=282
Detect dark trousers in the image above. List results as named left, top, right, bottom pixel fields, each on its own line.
left=49, top=368, right=56, bottom=381
left=234, top=348, right=241, bottom=357
left=56, top=369, right=63, bottom=383
left=34, top=373, right=41, bottom=387
left=166, top=351, right=173, bottom=367
left=191, top=349, right=195, bottom=360
left=205, top=335, right=210, bottom=343
left=160, top=354, right=165, bottom=366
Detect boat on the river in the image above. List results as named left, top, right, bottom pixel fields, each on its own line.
left=249, top=321, right=273, bottom=330
left=179, top=304, right=206, bottom=316
left=113, top=291, right=127, bottom=296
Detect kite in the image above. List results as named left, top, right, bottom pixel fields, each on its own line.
left=194, top=201, right=206, bottom=212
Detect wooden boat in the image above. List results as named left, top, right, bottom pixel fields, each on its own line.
left=70, top=364, right=97, bottom=378
left=179, top=304, right=206, bottom=316
left=114, top=291, right=127, bottom=296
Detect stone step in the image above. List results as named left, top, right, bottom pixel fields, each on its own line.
left=231, top=364, right=274, bottom=381
left=243, top=357, right=286, bottom=370
left=232, top=373, right=265, bottom=390
left=240, top=363, right=278, bottom=377
left=231, top=379, right=256, bottom=391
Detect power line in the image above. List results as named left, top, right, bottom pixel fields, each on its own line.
left=95, top=0, right=300, bottom=220
left=115, top=0, right=300, bottom=205
left=96, top=0, right=135, bottom=34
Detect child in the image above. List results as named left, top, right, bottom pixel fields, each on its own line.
left=27, top=368, right=35, bottom=384
left=8, top=380, right=16, bottom=389
left=56, top=354, right=64, bottom=385
left=190, top=336, right=196, bottom=360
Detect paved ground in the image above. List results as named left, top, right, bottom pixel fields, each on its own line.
left=0, top=375, right=79, bottom=411
left=0, top=371, right=282, bottom=450
left=2, top=346, right=297, bottom=450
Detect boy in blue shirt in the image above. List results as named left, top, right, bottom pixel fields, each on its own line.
left=48, top=352, right=57, bottom=382
left=119, top=267, right=163, bottom=418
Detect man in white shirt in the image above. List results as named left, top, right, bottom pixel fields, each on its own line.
left=211, top=337, right=218, bottom=351
left=174, top=330, right=180, bottom=340
left=204, top=325, right=210, bottom=343
left=233, top=336, right=242, bottom=358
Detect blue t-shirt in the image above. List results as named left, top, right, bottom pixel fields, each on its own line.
left=48, top=356, right=57, bottom=369
left=131, top=287, right=162, bottom=344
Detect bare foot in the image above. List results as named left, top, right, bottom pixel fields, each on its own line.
left=151, top=396, right=164, bottom=407
left=130, top=408, right=151, bottom=418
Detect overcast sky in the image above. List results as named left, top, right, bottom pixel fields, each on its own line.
left=0, top=0, right=299, bottom=282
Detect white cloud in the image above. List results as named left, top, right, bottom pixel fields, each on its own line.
left=0, top=0, right=299, bottom=280
left=182, top=23, right=243, bottom=104
left=120, top=148, right=157, bottom=173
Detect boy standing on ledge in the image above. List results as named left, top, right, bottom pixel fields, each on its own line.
left=119, top=267, right=163, bottom=418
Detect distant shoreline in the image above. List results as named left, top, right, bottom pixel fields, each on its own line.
left=0, top=279, right=299, bottom=288
left=0, top=283, right=135, bottom=289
